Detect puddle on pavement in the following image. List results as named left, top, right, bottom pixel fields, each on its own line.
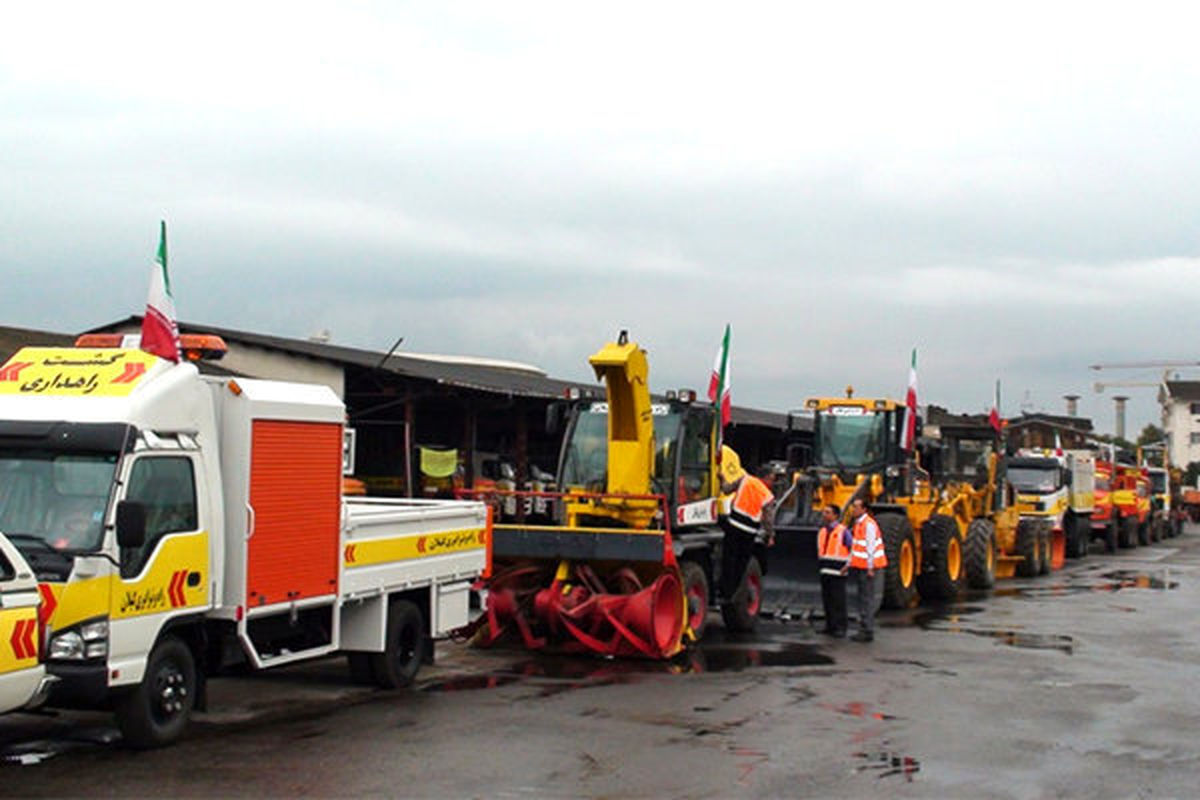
left=854, top=750, right=920, bottom=781
left=1, top=725, right=120, bottom=766
left=888, top=604, right=1074, bottom=654
left=966, top=570, right=1178, bottom=601
left=823, top=701, right=898, bottom=721
left=422, top=628, right=835, bottom=695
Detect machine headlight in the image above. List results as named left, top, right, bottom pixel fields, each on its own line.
left=49, top=618, right=109, bottom=661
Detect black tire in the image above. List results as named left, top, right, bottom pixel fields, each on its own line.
left=721, top=556, right=762, bottom=633
left=1038, top=525, right=1052, bottom=575
left=1065, top=515, right=1087, bottom=559
left=681, top=559, right=710, bottom=640
left=1137, top=520, right=1151, bottom=546
left=347, top=652, right=376, bottom=686
left=1119, top=516, right=1138, bottom=549
left=915, top=514, right=964, bottom=601
left=878, top=513, right=917, bottom=610
left=371, top=600, right=426, bottom=689
left=964, top=518, right=996, bottom=589
left=1015, top=519, right=1041, bottom=578
left=1104, top=518, right=1119, bottom=553
left=115, top=636, right=196, bottom=749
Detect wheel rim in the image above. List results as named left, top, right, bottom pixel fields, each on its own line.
left=395, top=623, right=418, bottom=672
left=899, top=539, right=914, bottom=587
left=986, top=537, right=995, bottom=572
left=745, top=571, right=761, bottom=616
left=152, top=660, right=188, bottom=725
left=947, top=536, right=962, bottom=581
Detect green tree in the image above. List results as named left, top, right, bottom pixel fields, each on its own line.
left=1137, top=424, right=1165, bottom=447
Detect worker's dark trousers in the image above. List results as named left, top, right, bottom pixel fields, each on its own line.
left=851, top=568, right=879, bottom=636
left=720, top=527, right=754, bottom=599
left=819, top=574, right=848, bottom=635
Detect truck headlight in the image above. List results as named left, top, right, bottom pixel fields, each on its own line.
left=49, top=618, right=109, bottom=661
left=49, top=630, right=84, bottom=660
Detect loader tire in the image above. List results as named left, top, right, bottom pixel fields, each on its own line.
left=964, top=518, right=996, bottom=590
left=681, top=559, right=710, bottom=640
left=721, top=556, right=762, bottom=634
left=1016, top=519, right=1041, bottom=578
left=1119, top=517, right=1138, bottom=549
left=879, top=512, right=918, bottom=609
left=115, top=636, right=196, bottom=749
left=1104, top=518, right=1118, bottom=553
left=915, top=514, right=964, bottom=602
left=1137, top=520, right=1151, bottom=546
left=371, top=600, right=426, bottom=689
left=1066, top=515, right=1088, bottom=559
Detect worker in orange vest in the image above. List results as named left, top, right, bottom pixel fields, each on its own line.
left=717, top=446, right=776, bottom=604
left=816, top=504, right=852, bottom=637
left=848, top=497, right=887, bottom=642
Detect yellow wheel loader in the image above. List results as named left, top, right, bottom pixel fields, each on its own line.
left=773, top=394, right=1027, bottom=609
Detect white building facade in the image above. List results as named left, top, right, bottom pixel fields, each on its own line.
left=1160, top=381, right=1200, bottom=467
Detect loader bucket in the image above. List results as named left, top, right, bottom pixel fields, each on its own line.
left=762, top=522, right=822, bottom=615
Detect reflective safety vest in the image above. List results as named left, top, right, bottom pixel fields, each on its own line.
left=817, top=522, right=851, bottom=576
left=726, top=475, right=774, bottom=536
left=850, top=514, right=888, bottom=569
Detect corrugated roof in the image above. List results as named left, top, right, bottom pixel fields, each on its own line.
left=85, top=316, right=790, bottom=428
left=0, top=325, right=75, bottom=363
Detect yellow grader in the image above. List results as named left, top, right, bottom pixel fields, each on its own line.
left=468, top=333, right=764, bottom=658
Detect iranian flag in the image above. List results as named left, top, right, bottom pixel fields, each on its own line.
left=140, top=221, right=180, bottom=362
left=901, top=348, right=918, bottom=451
left=708, top=324, right=732, bottom=438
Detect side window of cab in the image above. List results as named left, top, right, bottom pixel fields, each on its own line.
left=121, top=457, right=197, bottom=578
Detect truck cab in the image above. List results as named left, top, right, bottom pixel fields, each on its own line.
left=0, top=532, right=51, bottom=714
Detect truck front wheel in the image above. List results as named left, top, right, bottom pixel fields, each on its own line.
left=371, top=600, right=426, bottom=689
left=115, top=636, right=196, bottom=749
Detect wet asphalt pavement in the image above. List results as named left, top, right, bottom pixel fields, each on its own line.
left=3, top=528, right=1200, bottom=798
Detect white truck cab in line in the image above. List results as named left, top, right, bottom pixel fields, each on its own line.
left=0, top=335, right=489, bottom=747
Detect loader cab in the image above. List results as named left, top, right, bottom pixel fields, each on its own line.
left=557, top=399, right=715, bottom=508
left=807, top=399, right=903, bottom=479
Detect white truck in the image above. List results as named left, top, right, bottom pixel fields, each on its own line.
left=1009, top=448, right=1095, bottom=560
left=0, top=334, right=490, bottom=747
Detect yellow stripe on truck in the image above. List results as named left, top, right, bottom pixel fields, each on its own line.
left=0, top=607, right=40, bottom=673
left=42, top=532, right=210, bottom=630
left=344, top=528, right=486, bottom=568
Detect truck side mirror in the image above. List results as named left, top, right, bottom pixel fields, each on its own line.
left=116, top=500, right=146, bottom=549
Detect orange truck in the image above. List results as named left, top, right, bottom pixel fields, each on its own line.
left=1111, top=464, right=1152, bottom=547
left=1089, top=460, right=1120, bottom=552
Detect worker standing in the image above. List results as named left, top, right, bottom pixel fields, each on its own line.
left=848, top=497, right=887, bottom=642
left=717, top=446, right=776, bottom=606
left=816, top=504, right=852, bottom=637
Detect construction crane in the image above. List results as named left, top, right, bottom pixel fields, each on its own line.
left=1088, top=361, right=1200, bottom=442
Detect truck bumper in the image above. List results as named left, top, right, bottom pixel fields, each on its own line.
left=46, top=662, right=112, bottom=709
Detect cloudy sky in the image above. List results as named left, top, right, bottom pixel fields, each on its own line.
left=4, top=2, right=1199, bottom=434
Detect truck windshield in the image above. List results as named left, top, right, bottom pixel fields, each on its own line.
left=1010, top=466, right=1060, bottom=494
left=559, top=407, right=682, bottom=492
left=815, top=411, right=886, bottom=471
left=1150, top=471, right=1167, bottom=494
left=0, top=449, right=118, bottom=551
